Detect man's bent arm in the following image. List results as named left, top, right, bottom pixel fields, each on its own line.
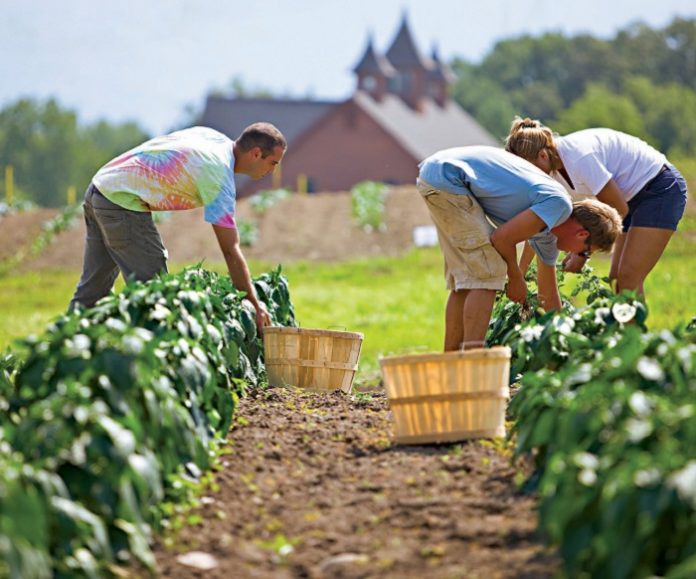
left=212, top=225, right=271, bottom=330
left=490, top=209, right=547, bottom=304
left=536, top=260, right=562, bottom=311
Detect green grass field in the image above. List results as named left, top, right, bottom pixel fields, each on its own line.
left=2, top=222, right=695, bottom=380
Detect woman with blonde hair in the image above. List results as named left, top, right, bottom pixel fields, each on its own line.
left=505, top=118, right=688, bottom=296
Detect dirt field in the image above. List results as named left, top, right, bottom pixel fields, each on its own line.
left=4, top=186, right=436, bottom=272
left=154, top=387, right=558, bottom=579
left=5, top=184, right=693, bottom=273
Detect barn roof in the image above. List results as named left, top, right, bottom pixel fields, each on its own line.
left=352, top=35, right=396, bottom=76
left=384, top=15, right=429, bottom=71
left=352, top=90, right=500, bottom=160
left=199, top=95, right=334, bottom=145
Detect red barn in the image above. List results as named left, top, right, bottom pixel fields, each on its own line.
left=199, top=16, right=498, bottom=196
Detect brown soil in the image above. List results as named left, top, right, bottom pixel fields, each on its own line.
left=7, top=186, right=435, bottom=272
left=0, top=208, right=57, bottom=262
left=154, top=387, right=558, bottom=579
left=4, top=183, right=695, bottom=272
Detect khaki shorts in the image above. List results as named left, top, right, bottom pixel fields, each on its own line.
left=417, top=179, right=507, bottom=291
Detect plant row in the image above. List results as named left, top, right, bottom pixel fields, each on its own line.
left=350, top=181, right=389, bottom=232
left=0, top=266, right=295, bottom=578
left=487, top=267, right=696, bottom=578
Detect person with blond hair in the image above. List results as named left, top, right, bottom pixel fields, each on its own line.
left=505, top=118, right=688, bottom=295
left=70, top=122, right=287, bottom=333
left=418, top=146, right=622, bottom=351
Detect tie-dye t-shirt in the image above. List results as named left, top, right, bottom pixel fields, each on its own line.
left=92, top=126, right=237, bottom=229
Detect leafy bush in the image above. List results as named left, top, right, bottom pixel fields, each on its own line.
left=0, top=265, right=295, bottom=576
left=249, top=188, right=290, bottom=215
left=236, top=217, right=259, bottom=247
left=487, top=266, right=647, bottom=380
left=350, top=181, right=389, bottom=232
left=490, top=264, right=696, bottom=578
left=512, top=328, right=696, bottom=578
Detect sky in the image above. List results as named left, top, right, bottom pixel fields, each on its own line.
left=3, top=0, right=695, bottom=135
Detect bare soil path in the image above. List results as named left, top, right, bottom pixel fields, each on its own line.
left=154, top=387, right=558, bottom=579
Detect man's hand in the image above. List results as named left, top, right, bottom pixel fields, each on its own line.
left=561, top=253, right=587, bottom=273
left=252, top=300, right=272, bottom=335
left=506, top=275, right=527, bottom=304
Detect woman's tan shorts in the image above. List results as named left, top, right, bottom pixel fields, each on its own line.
left=417, top=179, right=507, bottom=291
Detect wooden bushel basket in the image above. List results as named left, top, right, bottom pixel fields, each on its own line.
left=380, top=346, right=511, bottom=444
left=263, top=327, right=363, bottom=393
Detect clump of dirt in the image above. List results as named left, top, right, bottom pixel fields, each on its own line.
left=154, top=387, right=558, bottom=579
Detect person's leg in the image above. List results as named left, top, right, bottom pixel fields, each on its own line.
left=444, top=288, right=497, bottom=351
left=101, top=210, right=168, bottom=283
left=69, top=192, right=120, bottom=310
left=90, top=189, right=168, bottom=284
left=418, top=181, right=506, bottom=351
left=615, top=227, right=673, bottom=295
left=608, top=232, right=627, bottom=284
left=613, top=163, right=686, bottom=295
left=462, top=289, right=496, bottom=347
left=444, top=289, right=467, bottom=351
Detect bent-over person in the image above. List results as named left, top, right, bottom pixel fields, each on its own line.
left=418, top=145, right=622, bottom=351
left=70, top=123, right=286, bottom=333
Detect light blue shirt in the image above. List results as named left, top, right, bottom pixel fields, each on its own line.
left=418, top=146, right=572, bottom=265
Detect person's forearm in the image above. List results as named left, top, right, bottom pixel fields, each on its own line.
left=537, top=262, right=562, bottom=311
left=223, top=246, right=261, bottom=307
left=490, top=237, right=524, bottom=283
left=519, top=241, right=536, bottom=276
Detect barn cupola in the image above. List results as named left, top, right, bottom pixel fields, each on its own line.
left=427, top=45, right=456, bottom=107
left=383, top=14, right=430, bottom=111
left=352, top=34, right=395, bottom=102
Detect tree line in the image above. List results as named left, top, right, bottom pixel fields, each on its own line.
left=1, top=16, right=694, bottom=207
left=451, top=16, right=696, bottom=155
left=0, top=99, right=149, bottom=207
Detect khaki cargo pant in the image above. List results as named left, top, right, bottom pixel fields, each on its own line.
left=417, top=178, right=507, bottom=291
left=69, top=184, right=168, bottom=309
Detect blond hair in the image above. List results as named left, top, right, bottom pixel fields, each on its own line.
left=571, top=198, right=623, bottom=252
left=505, top=116, right=562, bottom=171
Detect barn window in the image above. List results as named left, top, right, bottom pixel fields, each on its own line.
left=362, top=75, right=377, bottom=91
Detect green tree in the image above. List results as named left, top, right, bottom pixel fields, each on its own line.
left=450, top=59, right=516, bottom=140
left=612, top=22, right=670, bottom=85
left=553, top=84, right=647, bottom=138
left=623, top=76, right=696, bottom=156
left=0, top=98, right=79, bottom=206
left=0, top=98, right=149, bottom=207
left=77, top=120, right=149, bottom=191
left=450, top=16, right=696, bottom=140
left=662, top=18, right=696, bottom=90
left=508, top=81, right=564, bottom=124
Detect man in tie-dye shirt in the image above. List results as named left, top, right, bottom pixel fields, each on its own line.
left=69, top=122, right=286, bottom=332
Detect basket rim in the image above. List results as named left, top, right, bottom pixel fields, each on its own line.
left=379, top=346, right=511, bottom=366
left=264, top=326, right=364, bottom=340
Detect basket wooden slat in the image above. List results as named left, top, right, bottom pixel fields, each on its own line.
left=263, top=327, right=363, bottom=393
left=380, top=346, right=511, bottom=444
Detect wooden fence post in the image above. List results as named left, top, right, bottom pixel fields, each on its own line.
left=297, top=174, right=307, bottom=195
left=4, top=165, right=13, bottom=206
